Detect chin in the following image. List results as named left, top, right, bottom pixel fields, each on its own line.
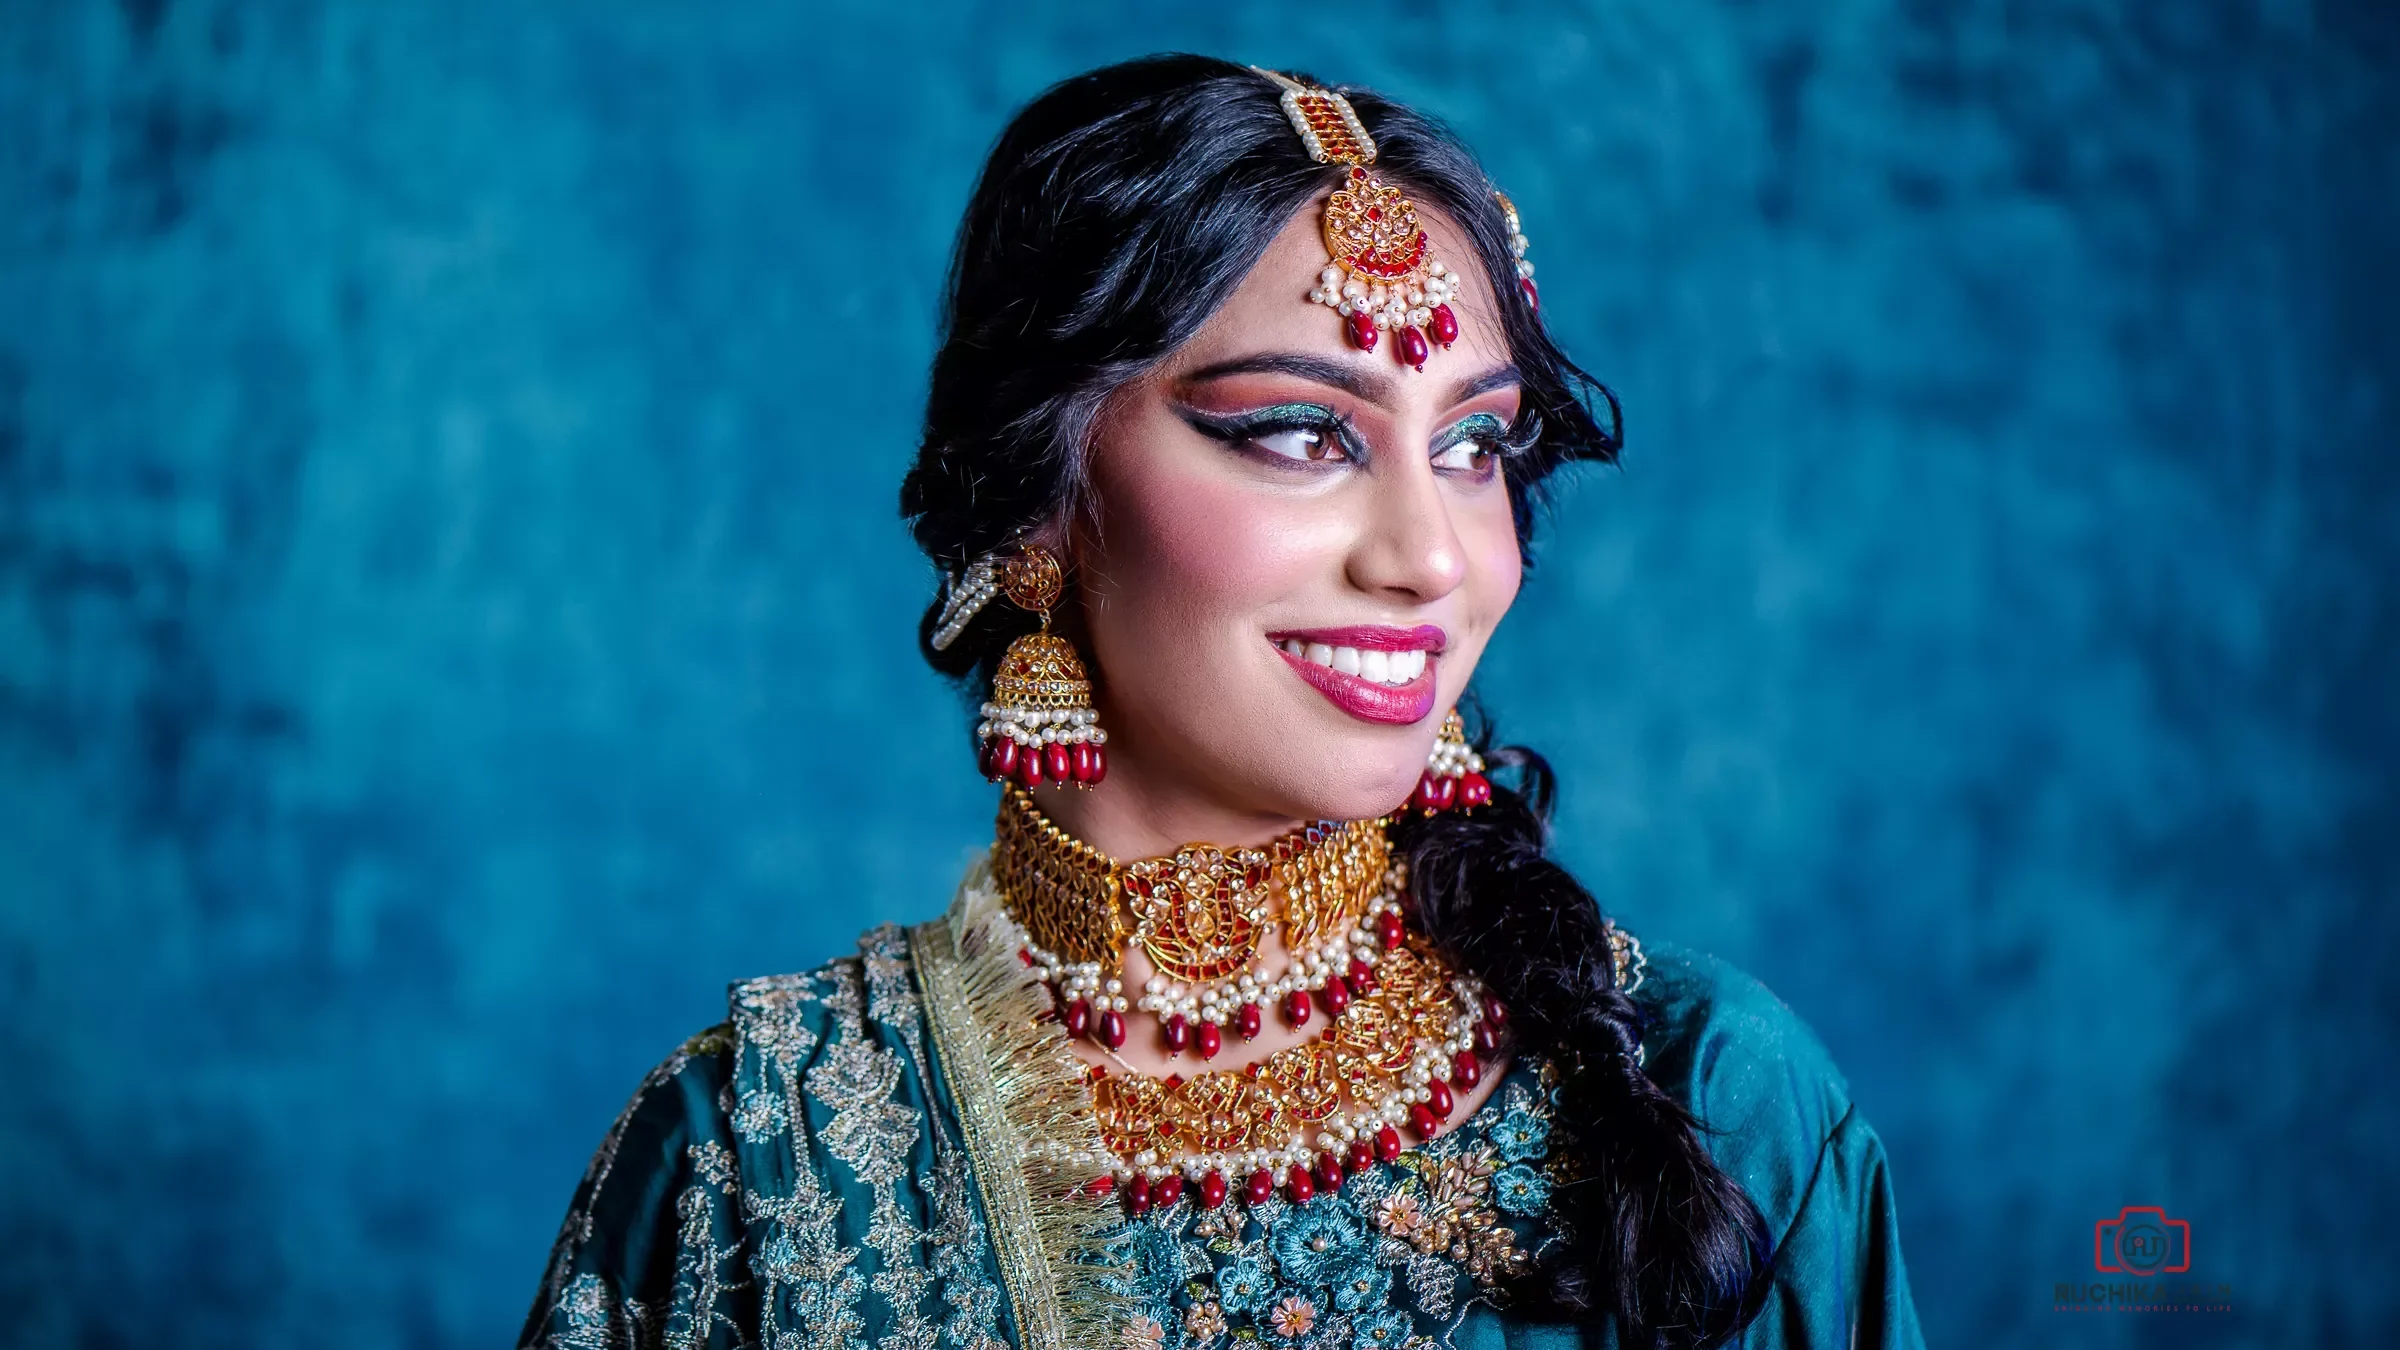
left=1262, top=747, right=1425, bottom=822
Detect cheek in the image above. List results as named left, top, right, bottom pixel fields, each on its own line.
left=1457, top=492, right=1524, bottom=624
left=1083, top=453, right=1330, bottom=651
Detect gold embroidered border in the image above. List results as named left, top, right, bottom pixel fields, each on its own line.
left=911, top=858, right=1115, bottom=1350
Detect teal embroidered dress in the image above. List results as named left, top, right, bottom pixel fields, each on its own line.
left=521, top=866, right=1924, bottom=1349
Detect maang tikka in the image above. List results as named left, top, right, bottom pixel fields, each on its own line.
left=1256, top=68, right=1463, bottom=372
left=931, top=544, right=1109, bottom=787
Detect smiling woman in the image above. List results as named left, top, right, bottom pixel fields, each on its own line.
left=520, top=54, right=1924, bottom=1350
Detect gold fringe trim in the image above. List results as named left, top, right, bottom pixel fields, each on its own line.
left=912, top=856, right=1120, bottom=1350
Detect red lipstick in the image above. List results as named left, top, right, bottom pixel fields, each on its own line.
left=1268, top=625, right=1446, bottom=726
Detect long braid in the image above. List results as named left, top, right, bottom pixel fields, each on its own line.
left=1398, top=738, right=1773, bottom=1345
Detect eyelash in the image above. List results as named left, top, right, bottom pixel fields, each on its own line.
left=1182, top=405, right=1530, bottom=477
left=1431, top=414, right=1514, bottom=475
left=1181, top=404, right=1364, bottom=468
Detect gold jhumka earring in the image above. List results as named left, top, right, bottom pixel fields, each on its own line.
left=1415, top=709, right=1493, bottom=812
left=930, top=543, right=1109, bottom=788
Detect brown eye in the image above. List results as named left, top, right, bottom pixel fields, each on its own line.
left=1253, top=426, right=1341, bottom=462
left=1429, top=440, right=1496, bottom=472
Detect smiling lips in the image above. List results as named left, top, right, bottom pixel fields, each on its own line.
left=1270, top=625, right=1445, bottom=725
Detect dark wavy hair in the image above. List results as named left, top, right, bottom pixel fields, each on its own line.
left=899, top=54, right=1772, bottom=1347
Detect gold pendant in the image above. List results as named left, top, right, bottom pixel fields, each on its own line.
left=1123, top=845, right=1273, bottom=984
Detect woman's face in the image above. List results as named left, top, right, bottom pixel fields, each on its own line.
left=1070, top=203, right=1523, bottom=830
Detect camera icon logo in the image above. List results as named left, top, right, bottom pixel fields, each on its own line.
left=2094, top=1206, right=2192, bottom=1275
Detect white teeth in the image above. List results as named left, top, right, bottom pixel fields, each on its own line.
left=1282, top=640, right=1428, bottom=686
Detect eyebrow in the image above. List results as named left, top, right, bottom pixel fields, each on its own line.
left=1182, top=352, right=1521, bottom=412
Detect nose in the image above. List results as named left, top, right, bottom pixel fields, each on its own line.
left=1344, top=456, right=1467, bottom=603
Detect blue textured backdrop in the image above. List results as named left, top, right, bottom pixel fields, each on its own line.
left=3, top=2, right=2394, bottom=1346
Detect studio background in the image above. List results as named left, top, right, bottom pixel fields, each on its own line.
left=3, top=2, right=2394, bottom=1347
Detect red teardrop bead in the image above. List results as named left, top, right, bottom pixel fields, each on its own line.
left=1019, top=747, right=1045, bottom=788
left=990, top=738, right=1020, bottom=780
left=1451, top=1051, right=1482, bottom=1090
left=1201, top=1169, right=1228, bottom=1208
left=1319, top=975, right=1351, bottom=1017
left=1070, top=741, right=1097, bottom=783
left=1428, top=302, right=1459, bottom=347
left=1483, top=995, right=1509, bottom=1030
left=1459, top=771, right=1492, bottom=808
left=1409, top=1102, right=1441, bottom=1140
left=1427, top=1079, right=1454, bottom=1117
left=1346, top=1137, right=1375, bottom=1174
left=1197, top=1020, right=1222, bottom=1060
left=1285, top=1164, right=1315, bottom=1204
left=1346, top=956, right=1377, bottom=995
left=1062, top=998, right=1092, bottom=1039
left=1125, top=1175, right=1152, bottom=1216
left=1344, top=310, right=1378, bottom=351
left=1375, top=1125, right=1403, bottom=1162
left=1245, top=1168, right=1276, bottom=1205
left=1396, top=324, right=1430, bottom=371
left=1044, top=742, right=1072, bottom=784
left=1236, top=1002, right=1262, bottom=1041
left=1313, top=1152, right=1345, bottom=1194
left=1378, top=911, right=1405, bottom=952
left=1282, top=989, right=1313, bottom=1028
left=1099, top=1009, right=1127, bottom=1050
left=1163, top=1014, right=1190, bottom=1056
left=1088, top=743, right=1107, bottom=783
left=1153, top=1173, right=1184, bottom=1208
left=1520, top=276, right=1540, bottom=310
left=1423, top=774, right=1457, bottom=811
left=1471, top=1020, right=1498, bottom=1057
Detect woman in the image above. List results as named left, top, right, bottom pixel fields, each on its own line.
left=521, top=55, right=1922, bottom=1350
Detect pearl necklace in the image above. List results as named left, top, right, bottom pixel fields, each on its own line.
left=988, top=789, right=1508, bottom=1212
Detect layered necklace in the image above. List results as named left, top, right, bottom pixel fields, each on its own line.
left=992, top=787, right=1507, bottom=1214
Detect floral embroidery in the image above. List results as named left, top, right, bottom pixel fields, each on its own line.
left=1087, top=1059, right=1561, bottom=1350
left=1272, top=1202, right=1371, bottom=1288
left=1489, top=1106, right=1550, bottom=1164
left=732, top=1088, right=788, bottom=1143
left=1333, top=1262, right=1393, bottom=1312
left=817, top=953, right=942, bottom=1350
left=1352, top=1307, right=1413, bottom=1348
left=1268, top=1294, right=1318, bottom=1339
left=689, top=1140, right=738, bottom=1191
left=1373, top=1190, right=1426, bottom=1238
left=526, top=930, right=1015, bottom=1350
left=1377, top=1143, right=1529, bottom=1288
left=810, top=1038, right=919, bottom=1184
left=1215, top=1254, right=1275, bottom=1314
left=1491, top=1165, right=1552, bottom=1216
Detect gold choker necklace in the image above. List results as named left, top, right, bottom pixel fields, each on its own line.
left=993, top=786, right=1397, bottom=1056
left=990, top=787, right=1506, bottom=1213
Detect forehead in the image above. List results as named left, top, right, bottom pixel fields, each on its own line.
left=1156, top=197, right=1514, bottom=396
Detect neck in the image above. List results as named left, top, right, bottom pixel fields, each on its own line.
left=1030, top=748, right=1313, bottom=859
